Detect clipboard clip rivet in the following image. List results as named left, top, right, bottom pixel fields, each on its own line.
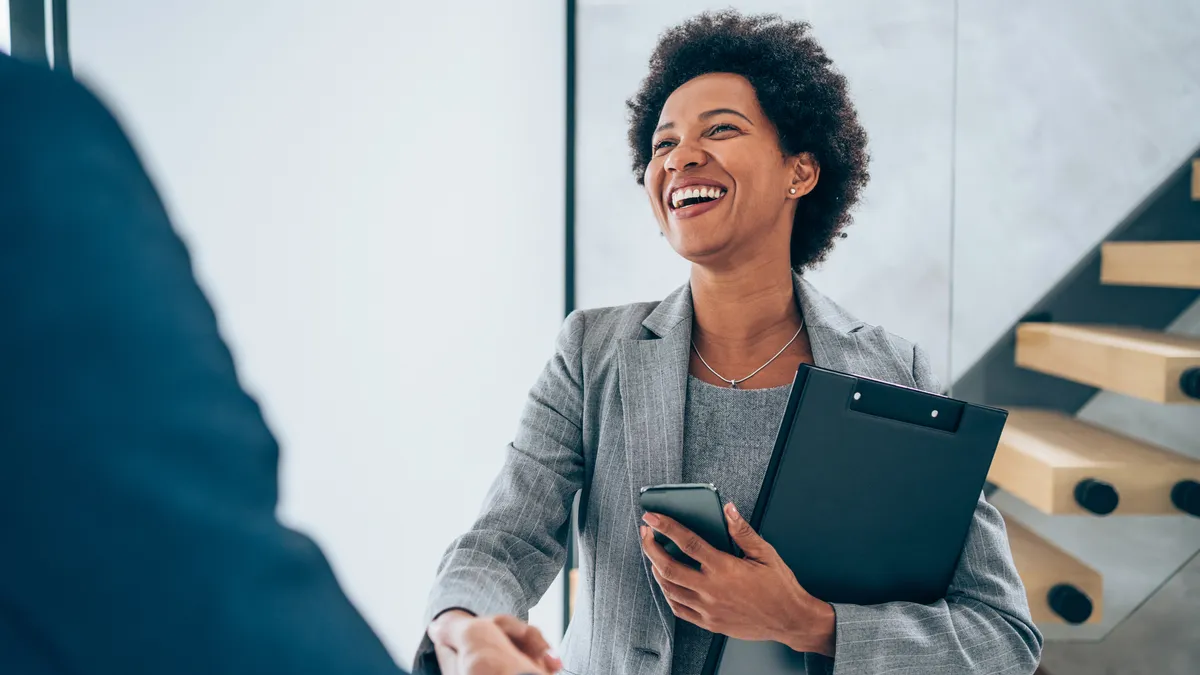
left=931, top=410, right=939, bottom=418
left=853, top=392, right=861, bottom=400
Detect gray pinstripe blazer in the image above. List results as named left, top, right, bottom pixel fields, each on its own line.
left=424, top=274, right=1042, bottom=675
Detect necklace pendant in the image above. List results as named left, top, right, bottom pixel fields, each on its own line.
left=730, top=381, right=738, bottom=389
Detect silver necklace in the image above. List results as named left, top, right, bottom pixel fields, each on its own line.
left=691, top=320, right=805, bottom=389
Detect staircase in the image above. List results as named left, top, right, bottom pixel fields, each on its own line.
left=962, top=154, right=1200, bottom=629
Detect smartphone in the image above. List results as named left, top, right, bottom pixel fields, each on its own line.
left=639, top=483, right=736, bottom=569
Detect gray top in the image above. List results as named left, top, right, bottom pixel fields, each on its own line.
left=671, top=376, right=792, bottom=675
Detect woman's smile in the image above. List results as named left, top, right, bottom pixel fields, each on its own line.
left=667, top=179, right=729, bottom=220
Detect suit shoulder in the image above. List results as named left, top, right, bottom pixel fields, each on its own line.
left=877, top=329, right=942, bottom=392
left=0, top=57, right=113, bottom=135
left=568, top=300, right=659, bottom=341
left=0, top=58, right=141, bottom=196
left=558, top=300, right=661, bottom=366
left=882, top=330, right=917, bottom=358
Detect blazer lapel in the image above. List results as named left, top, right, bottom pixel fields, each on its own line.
left=616, top=282, right=692, bottom=648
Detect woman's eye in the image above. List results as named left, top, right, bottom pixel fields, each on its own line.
left=652, top=125, right=737, bottom=156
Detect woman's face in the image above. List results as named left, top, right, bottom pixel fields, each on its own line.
left=644, top=73, right=816, bottom=270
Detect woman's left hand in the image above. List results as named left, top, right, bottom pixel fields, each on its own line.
left=640, top=502, right=836, bottom=657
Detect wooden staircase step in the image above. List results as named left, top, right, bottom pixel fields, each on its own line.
left=990, top=408, right=1200, bottom=516
left=1101, top=241, right=1200, bottom=289
left=569, top=568, right=578, bottom=616
left=1003, top=514, right=1103, bottom=625
left=1015, top=323, right=1200, bottom=403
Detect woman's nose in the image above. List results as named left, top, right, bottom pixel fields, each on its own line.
left=664, top=140, right=708, bottom=173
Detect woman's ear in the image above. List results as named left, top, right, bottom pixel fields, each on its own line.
left=788, top=153, right=820, bottom=199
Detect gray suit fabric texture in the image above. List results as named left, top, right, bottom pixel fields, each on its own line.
left=424, top=274, right=1043, bottom=675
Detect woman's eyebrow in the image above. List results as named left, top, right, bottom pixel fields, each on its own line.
left=655, top=108, right=753, bottom=134
left=699, top=108, right=752, bottom=124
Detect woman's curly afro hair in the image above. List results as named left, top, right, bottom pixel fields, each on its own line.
left=627, top=11, right=869, bottom=272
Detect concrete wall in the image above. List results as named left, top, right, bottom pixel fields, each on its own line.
left=953, top=0, right=1200, bottom=378
left=69, top=0, right=566, bottom=661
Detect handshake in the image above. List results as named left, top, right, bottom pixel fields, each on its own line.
left=427, top=610, right=563, bottom=675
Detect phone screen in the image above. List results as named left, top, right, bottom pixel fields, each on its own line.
left=639, top=483, right=736, bottom=568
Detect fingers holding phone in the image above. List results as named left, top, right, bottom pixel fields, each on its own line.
left=638, top=483, right=737, bottom=569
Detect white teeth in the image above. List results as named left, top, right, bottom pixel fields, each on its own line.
left=670, top=186, right=725, bottom=208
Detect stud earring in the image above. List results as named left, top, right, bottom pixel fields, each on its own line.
left=789, top=187, right=798, bottom=195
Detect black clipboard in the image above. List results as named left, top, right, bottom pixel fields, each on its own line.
left=701, top=364, right=1007, bottom=675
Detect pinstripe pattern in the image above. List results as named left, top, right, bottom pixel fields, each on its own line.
left=424, top=274, right=1042, bottom=675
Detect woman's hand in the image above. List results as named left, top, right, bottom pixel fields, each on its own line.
left=429, top=610, right=562, bottom=675
left=640, top=503, right=836, bottom=657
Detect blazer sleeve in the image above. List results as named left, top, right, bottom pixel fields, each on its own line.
left=808, top=344, right=1044, bottom=675
left=0, top=59, right=402, bottom=675
left=422, top=311, right=587, bottom=625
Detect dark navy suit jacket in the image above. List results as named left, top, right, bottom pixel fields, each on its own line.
left=0, top=54, right=405, bottom=674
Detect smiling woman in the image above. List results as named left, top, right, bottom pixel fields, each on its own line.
left=421, top=10, right=1042, bottom=675
left=628, top=12, right=869, bottom=275
left=640, top=72, right=828, bottom=284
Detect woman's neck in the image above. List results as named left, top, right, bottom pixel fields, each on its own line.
left=690, top=260, right=803, bottom=348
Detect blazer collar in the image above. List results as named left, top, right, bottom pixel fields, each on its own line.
left=639, top=271, right=867, bottom=342
left=639, top=280, right=692, bottom=339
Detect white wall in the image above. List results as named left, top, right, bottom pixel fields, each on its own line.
left=1, top=1, right=10, bottom=55
left=69, top=0, right=566, bottom=662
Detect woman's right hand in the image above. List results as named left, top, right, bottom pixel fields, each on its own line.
left=429, top=610, right=562, bottom=675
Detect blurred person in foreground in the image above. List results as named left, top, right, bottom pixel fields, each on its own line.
left=0, top=53, right=554, bottom=675
left=423, top=11, right=1041, bottom=675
